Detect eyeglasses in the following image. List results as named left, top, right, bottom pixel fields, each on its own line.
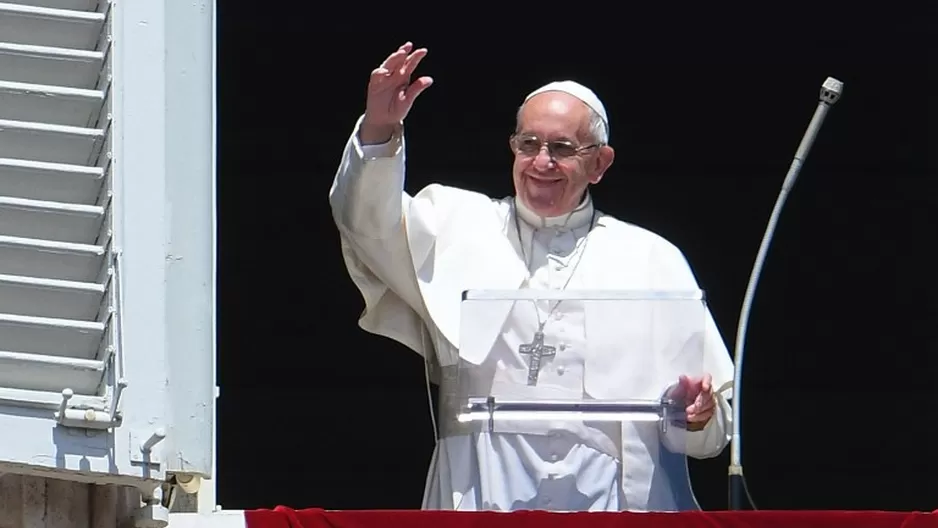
left=511, top=134, right=600, bottom=160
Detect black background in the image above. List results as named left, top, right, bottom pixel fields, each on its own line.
left=216, top=3, right=937, bottom=512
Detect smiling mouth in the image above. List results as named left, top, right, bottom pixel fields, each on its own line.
left=527, top=174, right=562, bottom=184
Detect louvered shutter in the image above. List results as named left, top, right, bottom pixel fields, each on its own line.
left=0, top=0, right=216, bottom=504
left=0, top=0, right=115, bottom=418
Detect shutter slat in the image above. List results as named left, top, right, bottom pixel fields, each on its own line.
left=0, top=313, right=105, bottom=358
left=0, top=2, right=105, bottom=50
left=0, top=80, right=105, bottom=126
left=0, top=196, right=105, bottom=243
left=3, top=0, right=99, bottom=12
left=0, top=234, right=106, bottom=281
left=0, top=42, right=104, bottom=88
left=0, top=118, right=105, bottom=165
left=0, top=157, right=104, bottom=204
left=0, top=273, right=105, bottom=319
left=0, top=386, right=106, bottom=410
left=0, top=349, right=104, bottom=393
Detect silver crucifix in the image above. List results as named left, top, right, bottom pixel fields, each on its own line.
left=518, top=331, right=556, bottom=386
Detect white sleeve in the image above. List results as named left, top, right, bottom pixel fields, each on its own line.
left=660, top=389, right=732, bottom=459
left=328, top=116, right=433, bottom=358
left=655, top=241, right=735, bottom=459
left=330, top=115, right=406, bottom=239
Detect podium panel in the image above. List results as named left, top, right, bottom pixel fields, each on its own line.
left=452, top=289, right=708, bottom=510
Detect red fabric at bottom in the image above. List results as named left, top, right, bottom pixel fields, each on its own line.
left=245, top=507, right=938, bottom=528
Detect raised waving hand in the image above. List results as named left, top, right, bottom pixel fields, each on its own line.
left=360, top=42, right=433, bottom=144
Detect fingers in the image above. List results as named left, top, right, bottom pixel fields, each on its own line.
left=669, top=374, right=693, bottom=401
left=689, top=394, right=715, bottom=413
left=364, top=43, right=431, bottom=125
left=687, top=406, right=715, bottom=423
left=380, top=42, right=412, bottom=70
left=402, top=48, right=428, bottom=77
left=379, top=43, right=426, bottom=77
left=676, top=374, right=713, bottom=397
left=403, top=76, right=433, bottom=102
left=372, top=45, right=430, bottom=102
left=701, top=391, right=715, bottom=408
left=672, top=373, right=718, bottom=424
left=679, top=374, right=692, bottom=390
left=685, top=389, right=715, bottom=423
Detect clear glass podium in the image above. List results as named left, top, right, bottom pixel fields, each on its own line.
left=451, top=289, right=709, bottom=511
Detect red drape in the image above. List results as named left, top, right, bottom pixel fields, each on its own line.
left=245, top=508, right=938, bottom=528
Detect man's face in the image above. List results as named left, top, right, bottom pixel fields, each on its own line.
left=511, top=92, right=614, bottom=217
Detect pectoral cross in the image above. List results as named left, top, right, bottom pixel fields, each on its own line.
left=519, top=331, right=556, bottom=386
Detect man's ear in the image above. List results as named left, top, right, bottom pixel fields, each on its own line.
left=589, top=145, right=615, bottom=184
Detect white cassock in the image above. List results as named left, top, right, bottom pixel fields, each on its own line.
left=329, top=116, right=736, bottom=512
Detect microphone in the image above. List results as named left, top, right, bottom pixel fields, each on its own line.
left=728, top=76, right=844, bottom=510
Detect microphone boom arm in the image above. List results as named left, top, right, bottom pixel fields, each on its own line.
left=728, top=77, right=844, bottom=510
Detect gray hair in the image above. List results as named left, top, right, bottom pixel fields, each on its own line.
left=515, top=104, right=609, bottom=145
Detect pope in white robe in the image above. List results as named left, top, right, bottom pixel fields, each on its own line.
left=329, top=42, right=736, bottom=512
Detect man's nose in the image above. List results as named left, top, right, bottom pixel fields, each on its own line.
left=532, top=147, right=554, bottom=170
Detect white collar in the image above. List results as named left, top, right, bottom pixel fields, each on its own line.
left=515, top=193, right=595, bottom=230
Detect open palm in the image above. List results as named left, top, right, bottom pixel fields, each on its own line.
left=364, top=42, right=433, bottom=129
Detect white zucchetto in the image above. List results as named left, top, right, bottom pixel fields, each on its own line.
left=524, top=80, right=609, bottom=138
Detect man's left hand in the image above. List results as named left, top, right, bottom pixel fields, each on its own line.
left=670, top=373, right=716, bottom=431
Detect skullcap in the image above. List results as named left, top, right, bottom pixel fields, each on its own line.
left=524, top=80, right=609, bottom=137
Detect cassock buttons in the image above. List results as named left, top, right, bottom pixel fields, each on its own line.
left=556, top=365, right=565, bottom=375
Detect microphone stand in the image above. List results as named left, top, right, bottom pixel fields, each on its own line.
left=728, top=77, right=844, bottom=510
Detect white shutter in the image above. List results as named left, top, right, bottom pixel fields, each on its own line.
left=0, top=4, right=216, bottom=515
left=0, top=0, right=118, bottom=419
